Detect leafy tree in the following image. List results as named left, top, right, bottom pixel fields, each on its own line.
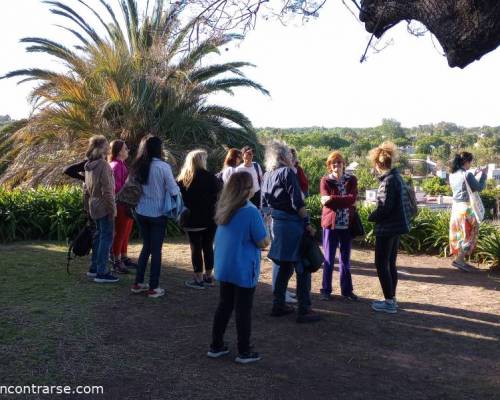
left=356, top=166, right=378, bottom=192
left=1, top=0, right=268, bottom=186
left=296, top=146, right=331, bottom=195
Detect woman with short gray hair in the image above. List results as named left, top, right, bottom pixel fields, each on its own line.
left=261, top=141, right=320, bottom=323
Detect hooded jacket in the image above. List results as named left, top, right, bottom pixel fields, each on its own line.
left=84, top=158, right=116, bottom=220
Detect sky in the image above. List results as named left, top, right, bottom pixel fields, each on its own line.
left=1, top=0, right=500, bottom=128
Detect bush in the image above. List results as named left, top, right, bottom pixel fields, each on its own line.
left=474, top=226, right=500, bottom=268
left=0, top=186, right=182, bottom=242
left=421, top=176, right=452, bottom=196
left=305, top=194, right=499, bottom=264
left=297, top=146, right=330, bottom=195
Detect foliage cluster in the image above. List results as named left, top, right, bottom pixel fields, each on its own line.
left=0, top=186, right=181, bottom=243
left=305, top=195, right=499, bottom=267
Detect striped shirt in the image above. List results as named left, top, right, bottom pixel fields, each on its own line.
left=136, top=158, right=180, bottom=218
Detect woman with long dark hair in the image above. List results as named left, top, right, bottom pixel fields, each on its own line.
left=130, top=136, right=180, bottom=298
left=108, top=139, right=136, bottom=274
left=449, top=152, right=487, bottom=271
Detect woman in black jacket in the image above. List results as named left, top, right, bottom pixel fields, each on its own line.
left=368, top=142, right=410, bottom=314
left=178, top=150, right=222, bottom=289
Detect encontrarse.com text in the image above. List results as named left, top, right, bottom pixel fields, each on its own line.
left=0, top=385, right=104, bottom=396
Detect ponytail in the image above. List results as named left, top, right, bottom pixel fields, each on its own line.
left=450, top=151, right=473, bottom=173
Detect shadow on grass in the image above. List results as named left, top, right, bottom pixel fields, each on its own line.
left=0, top=241, right=499, bottom=400
left=348, top=258, right=500, bottom=291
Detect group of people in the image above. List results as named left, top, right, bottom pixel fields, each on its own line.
left=65, top=134, right=488, bottom=364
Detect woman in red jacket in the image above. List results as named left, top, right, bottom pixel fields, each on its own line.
left=320, top=151, right=358, bottom=301
left=109, top=139, right=136, bottom=273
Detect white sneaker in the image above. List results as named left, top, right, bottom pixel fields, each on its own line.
left=285, top=291, right=298, bottom=304
left=147, top=288, right=165, bottom=298
left=131, top=283, right=149, bottom=294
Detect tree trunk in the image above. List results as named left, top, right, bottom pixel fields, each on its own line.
left=360, top=0, right=500, bottom=68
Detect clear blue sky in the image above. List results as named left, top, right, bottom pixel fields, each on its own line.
left=1, top=0, right=500, bottom=128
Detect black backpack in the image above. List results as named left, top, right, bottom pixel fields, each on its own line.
left=66, top=221, right=95, bottom=274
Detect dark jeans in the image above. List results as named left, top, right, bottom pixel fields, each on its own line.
left=273, top=261, right=312, bottom=315
left=186, top=226, right=216, bottom=274
left=211, top=282, right=255, bottom=354
left=250, top=190, right=261, bottom=209
left=322, top=229, right=353, bottom=296
left=90, top=215, right=114, bottom=275
left=136, top=214, right=167, bottom=289
left=375, top=235, right=400, bottom=300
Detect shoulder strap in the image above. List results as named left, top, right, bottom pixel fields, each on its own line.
left=253, top=162, right=262, bottom=186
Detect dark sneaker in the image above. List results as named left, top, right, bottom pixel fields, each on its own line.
left=452, top=260, right=474, bottom=272
left=320, top=292, right=331, bottom=301
left=343, top=293, right=359, bottom=301
left=235, top=351, right=261, bottom=364
left=270, top=304, right=295, bottom=317
left=207, top=345, right=230, bottom=359
left=185, top=280, right=206, bottom=290
left=122, top=257, right=138, bottom=269
left=86, top=270, right=97, bottom=278
left=296, top=310, right=321, bottom=324
left=203, top=274, right=215, bottom=287
left=112, top=260, right=129, bottom=274
left=94, top=273, right=119, bottom=283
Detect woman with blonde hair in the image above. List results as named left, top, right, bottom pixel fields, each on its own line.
left=320, top=150, right=358, bottom=301
left=84, top=135, right=118, bottom=283
left=178, top=149, right=221, bottom=289
left=208, top=172, right=269, bottom=364
left=368, top=142, right=411, bottom=313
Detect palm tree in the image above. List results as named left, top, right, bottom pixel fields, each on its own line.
left=0, top=0, right=268, bottom=186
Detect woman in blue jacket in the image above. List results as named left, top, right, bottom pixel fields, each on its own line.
left=208, top=172, right=269, bottom=364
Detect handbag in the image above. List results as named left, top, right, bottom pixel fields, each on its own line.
left=116, top=174, right=142, bottom=207
left=163, top=192, right=184, bottom=220
left=349, top=209, right=365, bottom=238
left=300, top=233, right=324, bottom=273
left=463, top=172, right=485, bottom=223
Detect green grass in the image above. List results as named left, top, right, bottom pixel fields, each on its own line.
left=0, top=242, right=133, bottom=385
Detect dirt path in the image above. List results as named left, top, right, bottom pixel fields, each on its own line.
left=90, top=242, right=500, bottom=400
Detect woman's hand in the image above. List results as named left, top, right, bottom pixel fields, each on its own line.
left=320, top=195, right=330, bottom=205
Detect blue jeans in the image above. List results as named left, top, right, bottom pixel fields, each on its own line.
left=136, top=214, right=167, bottom=289
left=90, top=216, right=114, bottom=275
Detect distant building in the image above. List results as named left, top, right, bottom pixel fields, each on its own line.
left=365, top=189, right=377, bottom=203
left=436, top=169, right=448, bottom=180
left=487, top=163, right=500, bottom=183
left=346, top=161, right=359, bottom=174
left=399, top=145, right=415, bottom=155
